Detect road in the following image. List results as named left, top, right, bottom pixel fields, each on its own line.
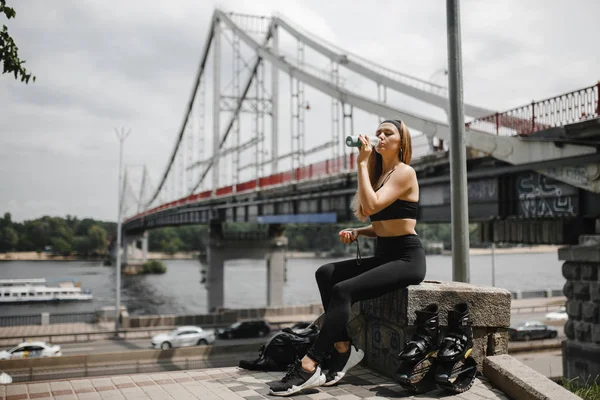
left=513, top=350, right=563, bottom=378
left=40, top=311, right=566, bottom=356
left=58, top=334, right=274, bottom=355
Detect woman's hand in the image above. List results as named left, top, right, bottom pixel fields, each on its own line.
left=339, top=229, right=358, bottom=244
left=356, top=134, right=373, bottom=165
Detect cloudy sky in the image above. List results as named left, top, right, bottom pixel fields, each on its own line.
left=1, top=0, right=598, bottom=222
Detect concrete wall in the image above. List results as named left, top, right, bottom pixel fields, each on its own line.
left=123, top=304, right=324, bottom=329
left=560, top=234, right=600, bottom=382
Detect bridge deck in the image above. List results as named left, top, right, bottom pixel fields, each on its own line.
left=2, top=365, right=510, bottom=399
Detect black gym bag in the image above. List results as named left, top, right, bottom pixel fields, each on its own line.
left=238, top=325, right=320, bottom=371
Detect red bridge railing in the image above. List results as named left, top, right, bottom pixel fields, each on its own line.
left=466, top=82, right=599, bottom=136
left=125, top=154, right=355, bottom=223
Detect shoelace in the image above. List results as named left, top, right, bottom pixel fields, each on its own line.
left=281, top=362, right=300, bottom=383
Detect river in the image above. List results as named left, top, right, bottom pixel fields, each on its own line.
left=0, top=251, right=565, bottom=316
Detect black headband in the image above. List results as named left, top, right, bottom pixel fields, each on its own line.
left=380, top=119, right=405, bottom=162
left=380, top=119, right=403, bottom=134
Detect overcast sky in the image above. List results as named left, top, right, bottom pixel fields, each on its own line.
left=1, top=0, right=598, bottom=222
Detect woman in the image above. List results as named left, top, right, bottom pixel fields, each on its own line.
left=269, top=119, right=427, bottom=397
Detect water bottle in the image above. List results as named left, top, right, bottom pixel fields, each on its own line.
left=345, top=135, right=380, bottom=148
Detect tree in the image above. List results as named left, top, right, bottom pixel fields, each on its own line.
left=0, top=226, right=18, bottom=252
left=1, top=0, right=35, bottom=83
left=50, top=237, right=71, bottom=256
left=87, top=225, right=107, bottom=253
left=1, top=212, right=12, bottom=227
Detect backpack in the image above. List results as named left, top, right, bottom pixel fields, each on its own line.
left=238, top=325, right=320, bottom=371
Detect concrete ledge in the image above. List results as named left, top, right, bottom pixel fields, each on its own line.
left=345, top=281, right=512, bottom=378
left=484, top=354, right=578, bottom=400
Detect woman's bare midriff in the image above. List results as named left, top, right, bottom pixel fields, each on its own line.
left=372, top=219, right=417, bottom=237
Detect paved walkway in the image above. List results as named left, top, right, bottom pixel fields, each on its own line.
left=1, top=365, right=511, bottom=400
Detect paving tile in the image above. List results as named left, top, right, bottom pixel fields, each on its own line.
left=54, top=394, right=78, bottom=400
left=76, top=393, right=103, bottom=400
left=6, top=385, right=28, bottom=395
left=6, top=394, right=29, bottom=400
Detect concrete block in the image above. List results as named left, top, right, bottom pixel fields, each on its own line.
left=591, top=282, right=600, bottom=302
left=574, top=321, right=591, bottom=342
left=581, top=263, right=599, bottom=280
left=592, top=324, right=600, bottom=344
left=562, top=261, right=580, bottom=280
left=582, top=302, right=599, bottom=323
left=487, top=330, right=509, bottom=356
left=563, top=281, right=574, bottom=299
left=565, top=320, right=575, bottom=340
left=40, top=312, right=50, bottom=326
left=483, top=354, right=579, bottom=400
left=566, top=300, right=581, bottom=319
left=573, top=281, right=590, bottom=300
left=559, top=245, right=600, bottom=262
left=360, top=281, right=511, bottom=327
left=563, top=340, right=600, bottom=382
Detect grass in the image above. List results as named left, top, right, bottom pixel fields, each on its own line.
left=562, top=376, right=600, bottom=399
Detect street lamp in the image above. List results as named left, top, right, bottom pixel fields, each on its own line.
left=446, top=0, right=470, bottom=282
left=115, top=127, right=131, bottom=334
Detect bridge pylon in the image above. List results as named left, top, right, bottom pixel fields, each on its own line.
left=206, top=221, right=288, bottom=312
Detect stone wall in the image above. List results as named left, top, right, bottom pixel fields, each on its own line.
left=343, top=281, right=512, bottom=378
left=560, top=234, right=600, bottom=382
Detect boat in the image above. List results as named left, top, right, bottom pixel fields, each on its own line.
left=0, top=278, right=93, bottom=303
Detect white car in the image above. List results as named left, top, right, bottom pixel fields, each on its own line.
left=0, top=372, right=12, bottom=385
left=151, top=326, right=216, bottom=350
left=0, top=341, right=62, bottom=360
left=545, top=306, right=568, bottom=321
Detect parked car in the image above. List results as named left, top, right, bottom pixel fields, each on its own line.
left=0, top=341, right=61, bottom=360
left=151, top=326, right=216, bottom=350
left=508, top=321, right=558, bottom=341
left=545, top=306, right=568, bottom=321
left=0, top=372, right=12, bottom=385
left=217, top=320, right=271, bottom=339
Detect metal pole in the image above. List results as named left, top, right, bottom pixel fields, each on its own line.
left=212, top=18, right=221, bottom=195
left=446, top=0, right=470, bottom=282
left=491, top=242, right=496, bottom=287
left=114, top=128, right=131, bottom=334
left=271, top=22, right=279, bottom=174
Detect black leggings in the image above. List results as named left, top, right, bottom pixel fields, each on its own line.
left=306, top=234, right=426, bottom=363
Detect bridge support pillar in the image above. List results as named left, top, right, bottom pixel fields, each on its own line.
left=206, top=222, right=288, bottom=312
left=121, top=231, right=148, bottom=267
left=560, top=233, right=600, bottom=383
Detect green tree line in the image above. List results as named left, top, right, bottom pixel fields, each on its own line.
left=0, top=212, right=481, bottom=256
left=0, top=213, right=115, bottom=256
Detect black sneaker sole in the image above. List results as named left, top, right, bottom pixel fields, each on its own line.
left=269, top=368, right=327, bottom=396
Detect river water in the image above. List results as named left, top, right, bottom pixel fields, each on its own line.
left=0, top=251, right=565, bottom=316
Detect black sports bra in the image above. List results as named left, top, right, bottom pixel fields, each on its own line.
left=368, top=169, right=419, bottom=222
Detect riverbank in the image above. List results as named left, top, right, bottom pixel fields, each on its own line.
left=0, top=244, right=562, bottom=262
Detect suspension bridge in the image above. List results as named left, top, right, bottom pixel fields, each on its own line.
left=114, top=8, right=599, bottom=310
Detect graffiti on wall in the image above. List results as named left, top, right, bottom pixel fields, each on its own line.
left=517, top=172, right=577, bottom=218
left=368, top=323, right=402, bottom=374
